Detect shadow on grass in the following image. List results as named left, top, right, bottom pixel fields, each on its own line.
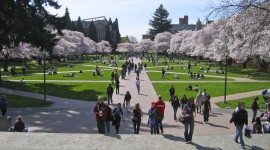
left=0, top=81, right=106, bottom=101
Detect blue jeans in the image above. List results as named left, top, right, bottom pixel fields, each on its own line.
left=184, top=117, right=194, bottom=142
left=252, top=109, right=257, bottom=123
left=105, top=121, right=110, bottom=134
left=155, top=115, right=164, bottom=134
left=234, top=124, right=245, bottom=146
left=151, top=124, right=156, bottom=134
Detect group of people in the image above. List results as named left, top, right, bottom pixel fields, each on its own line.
left=48, top=66, right=57, bottom=75
left=189, top=72, right=204, bottom=79
left=0, top=95, right=27, bottom=132
left=185, top=84, right=200, bottom=92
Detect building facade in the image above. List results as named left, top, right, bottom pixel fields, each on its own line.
left=81, top=16, right=116, bottom=43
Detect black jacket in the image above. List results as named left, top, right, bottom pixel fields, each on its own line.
left=230, top=109, right=248, bottom=125
left=107, top=87, right=114, bottom=95
left=169, top=88, right=175, bottom=95
left=251, top=100, right=259, bottom=110
left=124, top=94, right=131, bottom=101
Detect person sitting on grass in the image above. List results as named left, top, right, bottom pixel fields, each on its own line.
left=196, top=73, right=200, bottom=79
left=63, top=73, right=77, bottom=77
left=48, top=68, right=52, bottom=75
left=173, top=73, right=179, bottom=79
left=194, top=85, right=199, bottom=92
left=190, top=72, right=193, bottom=78
left=200, top=73, right=205, bottom=79
left=186, top=84, right=192, bottom=91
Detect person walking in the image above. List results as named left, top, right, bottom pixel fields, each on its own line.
left=112, top=103, right=123, bottom=134
left=181, top=94, right=188, bottom=110
left=0, top=95, right=8, bottom=116
left=195, top=91, right=204, bottom=114
left=148, top=102, right=156, bottom=134
left=124, top=91, right=132, bottom=112
left=161, top=68, right=165, bottom=79
left=136, top=68, right=140, bottom=78
left=153, top=95, right=166, bottom=134
left=22, top=66, right=26, bottom=76
left=115, top=79, right=120, bottom=95
left=144, top=63, right=147, bottom=70
left=187, top=62, right=192, bottom=74
left=203, top=95, right=211, bottom=124
left=230, top=102, right=248, bottom=149
left=183, top=98, right=196, bottom=144
left=93, top=96, right=108, bottom=134
left=111, top=72, right=115, bottom=84
left=107, top=84, right=114, bottom=105
left=135, top=64, right=137, bottom=73
left=132, top=103, right=142, bottom=134
left=135, top=77, right=140, bottom=94
left=169, top=85, right=175, bottom=101
left=171, top=95, right=180, bottom=121
left=105, top=105, right=113, bottom=134
left=251, top=96, right=259, bottom=123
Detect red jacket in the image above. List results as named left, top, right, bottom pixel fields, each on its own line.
left=153, top=100, right=165, bottom=115
left=93, top=102, right=108, bottom=120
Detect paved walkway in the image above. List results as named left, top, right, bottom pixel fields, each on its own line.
left=1, top=57, right=270, bottom=149
left=1, top=133, right=269, bottom=150
left=0, top=58, right=262, bottom=135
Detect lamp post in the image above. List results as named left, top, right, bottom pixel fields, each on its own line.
left=43, top=50, right=47, bottom=103
left=224, top=50, right=230, bottom=103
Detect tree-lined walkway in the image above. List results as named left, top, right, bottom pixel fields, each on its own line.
left=0, top=57, right=261, bottom=136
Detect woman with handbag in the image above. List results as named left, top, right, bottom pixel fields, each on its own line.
left=183, top=98, right=196, bottom=144
left=132, top=103, right=142, bottom=134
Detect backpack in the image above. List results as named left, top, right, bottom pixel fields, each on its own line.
left=262, top=90, right=267, bottom=95
left=151, top=106, right=159, bottom=118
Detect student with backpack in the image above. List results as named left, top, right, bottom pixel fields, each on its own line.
left=183, top=98, right=196, bottom=144
left=230, top=102, right=248, bottom=149
left=132, top=103, right=142, bottom=134
left=152, top=95, right=166, bottom=134
left=148, top=102, right=156, bottom=134
left=112, top=103, right=123, bottom=134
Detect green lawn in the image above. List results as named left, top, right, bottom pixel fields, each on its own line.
left=5, top=69, right=117, bottom=81
left=0, top=93, right=53, bottom=107
left=147, top=72, right=230, bottom=81
left=152, top=82, right=270, bottom=102
left=216, top=95, right=265, bottom=109
left=0, top=81, right=113, bottom=101
left=146, top=62, right=270, bottom=80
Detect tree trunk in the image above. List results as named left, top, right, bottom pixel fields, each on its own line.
left=3, top=55, right=8, bottom=72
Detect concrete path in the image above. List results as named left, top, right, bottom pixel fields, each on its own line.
left=0, top=57, right=264, bottom=135
left=1, top=132, right=269, bottom=150
left=1, top=57, right=270, bottom=149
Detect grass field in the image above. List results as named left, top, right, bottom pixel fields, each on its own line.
left=0, top=81, right=113, bottom=101
left=0, top=93, right=53, bottom=107
left=147, top=72, right=231, bottom=81
left=216, top=95, right=267, bottom=109
left=152, top=82, right=270, bottom=102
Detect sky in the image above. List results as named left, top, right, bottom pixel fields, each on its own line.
left=46, top=0, right=213, bottom=41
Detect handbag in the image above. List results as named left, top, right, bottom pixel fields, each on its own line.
left=132, top=117, right=139, bottom=123
left=178, top=112, right=188, bottom=124
left=244, top=126, right=252, bottom=139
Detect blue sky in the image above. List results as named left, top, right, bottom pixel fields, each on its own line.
left=46, top=0, right=213, bottom=41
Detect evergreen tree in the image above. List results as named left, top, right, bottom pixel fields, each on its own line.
left=64, top=8, right=72, bottom=30
left=105, top=25, right=112, bottom=45
left=195, top=18, right=203, bottom=31
left=71, top=21, right=77, bottom=31
left=76, top=16, right=83, bottom=33
left=149, top=4, right=172, bottom=40
left=88, top=21, right=97, bottom=42
left=112, top=18, right=121, bottom=51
